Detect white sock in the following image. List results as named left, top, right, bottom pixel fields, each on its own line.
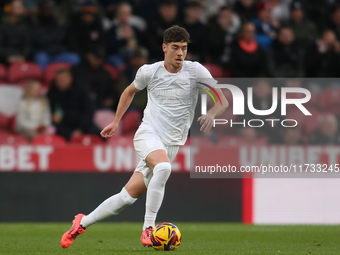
left=143, top=162, right=171, bottom=230
left=80, top=187, right=137, bottom=228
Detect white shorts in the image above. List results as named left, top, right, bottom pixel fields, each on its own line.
left=133, top=127, right=179, bottom=187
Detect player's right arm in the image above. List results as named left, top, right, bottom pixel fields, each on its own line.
left=100, top=82, right=140, bottom=138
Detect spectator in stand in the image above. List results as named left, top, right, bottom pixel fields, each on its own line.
left=47, top=68, right=100, bottom=140
left=20, top=0, right=51, bottom=19
left=181, top=1, right=208, bottom=62
left=67, top=1, right=105, bottom=58
left=284, top=1, right=318, bottom=52
left=126, top=0, right=159, bottom=22
left=305, top=0, right=333, bottom=32
left=0, top=0, right=31, bottom=65
left=310, top=114, right=340, bottom=145
left=269, top=0, right=290, bottom=23
left=117, top=47, right=148, bottom=112
left=305, top=30, right=340, bottom=77
left=100, top=0, right=116, bottom=30
left=57, top=0, right=104, bottom=26
left=106, top=2, right=141, bottom=69
left=16, top=80, right=51, bottom=141
left=234, top=0, right=257, bottom=23
left=251, top=1, right=278, bottom=50
left=0, top=0, right=6, bottom=13
left=284, top=78, right=302, bottom=88
left=325, top=6, right=340, bottom=41
left=145, top=0, right=180, bottom=61
left=278, top=126, right=305, bottom=145
left=199, top=0, right=227, bottom=24
left=207, top=5, right=241, bottom=67
left=230, top=23, right=267, bottom=77
left=102, top=1, right=146, bottom=32
left=4, top=0, right=42, bottom=20
left=267, top=27, right=304, bottom=77
left=21, top=0, right=38, bottom=13
left=72, top=47, right=119, bottom=111
left=30, top=0, right=79, bottom=69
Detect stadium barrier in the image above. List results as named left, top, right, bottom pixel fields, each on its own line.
left=0, top=142, right=339, bottom=172
left=0, top=172, right=242, bottom=222
left=1, top=137, right=340, bottom=224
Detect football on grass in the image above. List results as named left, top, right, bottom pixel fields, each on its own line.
left=151, top=222, right=182, bottom=251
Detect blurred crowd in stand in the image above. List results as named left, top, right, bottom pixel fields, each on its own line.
left=0, top=0, right=339, bottom=145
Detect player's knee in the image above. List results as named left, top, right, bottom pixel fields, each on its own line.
left=146, top=150, right=170, bottom=169
left=153, top=162, right=171, bottom=184
left=120, top=187, right=137, bottom=206
left=154, top=162, right=171, bottom=173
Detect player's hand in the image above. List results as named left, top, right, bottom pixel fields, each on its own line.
left=100, top=122, right=119, bottom=138
left=197, top=113, right=214, bottom=132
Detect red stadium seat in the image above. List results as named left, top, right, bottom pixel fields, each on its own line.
left=70, top=134, right=104, bottom=146
left=106, top=134, right=134, bottom=146
left=218, top=135, right=268, bottom=146
left=8, top=62, right=43, bottom=85
left=121, top=110, right=142, bottom=135
left=32, top=134, right=67, bottom=146
left=319, top=88, right=340, bottom=114
left=0, top=133, right=28, bottom=145
left=0, top=112, right=9, bottom=129
left=303, top=108, right=323, bottom=135
left=0, top=128, right=11, bottom=135
left=284, top=89, right=318, bottom=111
left=256, top=136, right=269, bottom=145
left=286, top=108, right=307, bottom=127
left=223, top=68, right=231, bottom=78
left=190, top=135, right=217, bottom=147
left=218, top=135, right=246, bottom=146
left=103, top=64, right=119, bottom=81
left=202, top=63, right=224, bottom=78
left=44, top=62, right=71, bottom=85
left=0, top=63, right=7, bottom=84
left=94, top=109, right=123, bottom=135
left=94, top=109, right=114, bottom=129
left=8, top=115, right=16, bottom=133
left=287, top=107, right=322, bottom=136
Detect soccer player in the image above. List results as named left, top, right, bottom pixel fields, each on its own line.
left=60, top=25, right=228, bottom=248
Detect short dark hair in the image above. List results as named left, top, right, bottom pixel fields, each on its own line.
left=219, top=5, right=233, bottom=13
left=186, top=1, right=202, bottom=9
left=160, top=0, right=177, bottom=7
left=163, top=25, right=190, bottom=44
left=56, top=68, right=72, bottom=76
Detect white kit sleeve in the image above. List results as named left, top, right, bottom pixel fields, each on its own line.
left=195, top=62, right=218, bottom=89
left=133, top=65, right=148, bottom=91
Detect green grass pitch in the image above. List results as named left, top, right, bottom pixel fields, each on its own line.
left=1, top=223, right=339, bottom=254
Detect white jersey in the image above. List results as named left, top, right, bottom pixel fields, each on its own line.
left=133, top=60, right=217, bottom=145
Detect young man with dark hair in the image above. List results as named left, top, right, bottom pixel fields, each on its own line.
left=60, top=25, right=228, bottom=248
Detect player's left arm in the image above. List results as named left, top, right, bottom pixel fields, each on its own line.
left=198, top=88, right=229, bottom=132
